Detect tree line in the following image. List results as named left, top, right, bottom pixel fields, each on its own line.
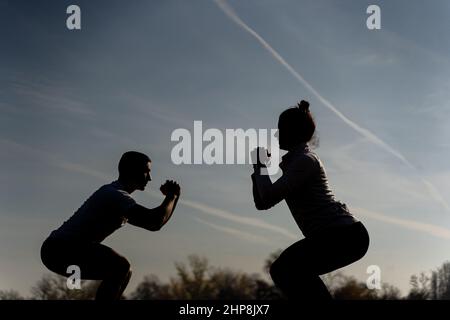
left=1, top=252, right=449, bottom=300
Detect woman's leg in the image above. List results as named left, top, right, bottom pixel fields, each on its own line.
left=40, top=237, right=132, bottom=300
left=311, top=222, right=370, bottom=275
left=270, top=238, right=332, bottom=300
left=269, top=222, right=369, bottom=300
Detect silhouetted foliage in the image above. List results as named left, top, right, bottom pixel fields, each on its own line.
left=11, top=252, right=450, bottom=300
left=263, top=249, right=282, bottom=275
left=332, top=277, right=379, bottom=300
left=30, top=274, right=100, bottom=300
left=429, top=261, right=450, bottom=300
left=129, top=255, right=282, bottom=300
left=128, top=274, right=171, bottom=300
left=407, top=273, right=430, bottom=300
left=0, top=289, right=24, bottom=300
left=322, top=272, right=401, bottom=300
left=377, top=283, right=402, bottom=300
left=407, top=262, right=450, bottom=300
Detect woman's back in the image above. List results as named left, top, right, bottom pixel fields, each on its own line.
left=280, top=144, right=357, bottom=237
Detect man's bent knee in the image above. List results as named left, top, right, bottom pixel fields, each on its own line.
left=111, top=256, right=131, bottom=276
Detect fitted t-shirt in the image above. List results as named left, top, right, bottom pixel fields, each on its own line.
left=49, top=180, right=136, bottom=243
left=252, top=144, right=357, bottom=237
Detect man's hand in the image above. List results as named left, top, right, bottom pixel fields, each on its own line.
left=160, top=180, right=181, bottom=197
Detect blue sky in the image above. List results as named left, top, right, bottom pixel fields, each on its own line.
left=1, top=0, right=450, bottom=296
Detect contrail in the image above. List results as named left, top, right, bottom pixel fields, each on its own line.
left=355, top=207, right=450, bottom=239
left=180, top=198, right=298, bottom=240
left=214, top=0, right=450, bottom=212
left=194, top=217, right=274, bottom=245
left=144, top=190, right=299, bottom=240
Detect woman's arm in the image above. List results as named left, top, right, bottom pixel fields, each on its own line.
left=252, top=173, right=268, bottom=210
left=252, top=155, right=314, bottom=210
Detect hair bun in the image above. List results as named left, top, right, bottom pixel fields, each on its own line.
left=297, top=100, right=310, bottom=112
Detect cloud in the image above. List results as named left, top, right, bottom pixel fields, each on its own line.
left=55, top=162, right=111, bottom=181
left=122, top=93, right=193, bottom=128
left=214, top=0, right=450, bottom=213
left=355, top=206, right=450, bottom=239
left=323, top=139, right=440, bottom=207
left=0, top=137, right=112, bottom=181
left=354, top=53, right=397, bottom=66
left=89, top=128, right=140, bottom=148
left=193, top=217, right=273, bottom=245
left=10, top=80, right=94, bottom=117
left=180, top=198, right=298, bottom=240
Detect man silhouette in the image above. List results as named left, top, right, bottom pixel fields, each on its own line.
left=40, top=151, right=180, bottom=300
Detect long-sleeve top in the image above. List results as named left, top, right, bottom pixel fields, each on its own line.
left=251, top=143, right=357, bottom=237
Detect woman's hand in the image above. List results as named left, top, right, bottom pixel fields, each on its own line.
left=251, top=147, right=271, bottom=173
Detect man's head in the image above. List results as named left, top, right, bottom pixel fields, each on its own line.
left=118, top=151, right=152, bottom=192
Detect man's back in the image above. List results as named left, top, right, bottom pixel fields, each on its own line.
left=49, top=181, right=136, bottom=243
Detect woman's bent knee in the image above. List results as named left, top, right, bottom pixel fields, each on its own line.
left=269, top=258, right=287, bottom=285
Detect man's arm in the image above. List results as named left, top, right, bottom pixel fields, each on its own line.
left=127, top=180, right=180, bottom=231
left=126, top=195, right=179, bottom=231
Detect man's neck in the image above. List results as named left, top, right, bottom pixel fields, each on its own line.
left=117, top=178, right=136, bottom=194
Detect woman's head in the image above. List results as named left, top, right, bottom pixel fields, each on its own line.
left=277, top=100, right=316, bottom=151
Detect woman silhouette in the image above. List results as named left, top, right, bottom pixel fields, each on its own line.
left=251, top=100, right=369, bottom=300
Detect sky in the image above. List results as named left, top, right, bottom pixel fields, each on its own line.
left=1, top=0, right=450, bottom=297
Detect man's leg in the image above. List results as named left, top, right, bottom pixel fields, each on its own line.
left=41, top=238, right=132, bottom=300
left=93, top=252, right=132, bottom=300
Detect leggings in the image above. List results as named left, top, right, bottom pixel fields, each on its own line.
left=270, top=221, right=369, bottom=300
